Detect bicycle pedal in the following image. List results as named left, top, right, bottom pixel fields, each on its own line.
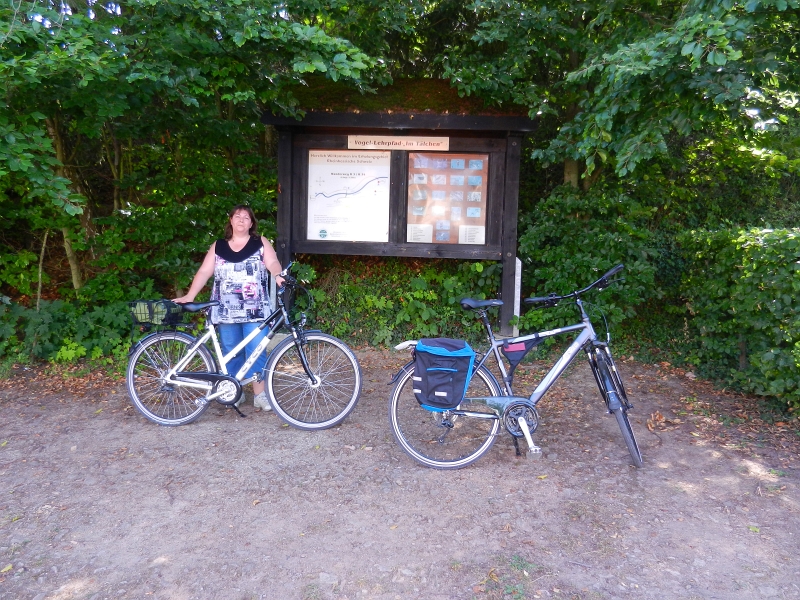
left=526, top=446, right=543, bottom=460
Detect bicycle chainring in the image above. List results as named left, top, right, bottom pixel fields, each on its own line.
left=213, top=379, right=242, bottom=405
left=503, top=401, right=540, bottom=438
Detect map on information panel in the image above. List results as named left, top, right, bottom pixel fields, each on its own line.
left=307, top=150, right=391, bottom=242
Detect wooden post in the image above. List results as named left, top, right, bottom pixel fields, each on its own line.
left=500, top=136, right=522, bottom=335
left=276, top=128, right=293, bottom=266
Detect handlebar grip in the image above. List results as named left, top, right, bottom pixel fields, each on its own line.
left=602, top=264, right=624, bottom=279
left=280, top=261, right=294, bottom=278
left=524, top=295, right=560, bottom=307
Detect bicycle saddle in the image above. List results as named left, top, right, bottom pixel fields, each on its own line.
left=460, top=298, right=503, bottom=310
left=176, top=301, right=220, bottom=313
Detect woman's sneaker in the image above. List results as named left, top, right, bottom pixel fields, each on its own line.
left=253, top=392, right=272, bottom=411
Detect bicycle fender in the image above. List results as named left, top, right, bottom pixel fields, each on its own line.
left=389, top=360, right=414, bottom=385
left=394, top=340, right=418, bottom=351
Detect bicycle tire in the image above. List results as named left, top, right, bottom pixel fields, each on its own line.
left=126, top=331, right=215, bottom=426
left=388, top=364, right=502, bottom=469
left=593, top=350, right=643, bottom=467
left=265, top=333, right=362, bottom=430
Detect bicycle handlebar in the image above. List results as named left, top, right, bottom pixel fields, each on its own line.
left=524, top=264, right=624, bottom=307
left=277, top=261, right=300, bottom=292
left=603, top=264, right=624, bottom=280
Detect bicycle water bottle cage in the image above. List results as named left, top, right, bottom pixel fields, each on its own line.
left=460, top=298, right=503, bottom=310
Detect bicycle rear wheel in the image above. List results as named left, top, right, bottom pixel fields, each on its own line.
left=265, top=333, right=362, bottom=430
left=388, top=364, right=502, bottom=469
left=126, top=331, right=215, bottom=426
left=592, top=349, right=643, bottom=467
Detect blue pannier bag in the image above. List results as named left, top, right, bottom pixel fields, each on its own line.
left=413, top=338, right=476, bottom=410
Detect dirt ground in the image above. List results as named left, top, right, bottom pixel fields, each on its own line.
left=1, top=347, right=799, bottom=600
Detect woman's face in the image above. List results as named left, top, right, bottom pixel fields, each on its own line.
left=230, top=210, right=252, bottom=234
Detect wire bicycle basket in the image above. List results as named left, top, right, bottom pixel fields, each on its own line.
left=128, top=299, right=184, bottom=327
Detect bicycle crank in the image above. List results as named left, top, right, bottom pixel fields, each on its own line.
left=503, top=401, right=542, bottom=457
left=503, top=401, right=539, bottom=437
left=174, top=371, right=243, bottom=405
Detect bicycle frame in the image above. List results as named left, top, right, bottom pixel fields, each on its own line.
left=164, top=296, right=319, bottom=402
left=461, top=298, right=605, bottom=455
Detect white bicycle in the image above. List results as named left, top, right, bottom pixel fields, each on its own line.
left=126, top=263, right=362, bottom=430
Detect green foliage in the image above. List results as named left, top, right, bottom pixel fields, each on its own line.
left=517, top=185, right=658, bottom=331
left=295, top=257, right=502, bottom=346
left=0, top=250, right=42, bottom=297
left=0, top=292, right=146, bottom=364
left=679, top=228, right=800, bottom=411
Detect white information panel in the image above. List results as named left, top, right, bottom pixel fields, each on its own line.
left=307, top=150, right=391, bottom=242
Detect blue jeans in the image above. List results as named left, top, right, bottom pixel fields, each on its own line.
left=218, top=322, right=268, bottom=379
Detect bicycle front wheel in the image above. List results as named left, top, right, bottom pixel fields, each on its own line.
left=126, top=331, right=215, bottom=426
left=389, top=364, right=502, bottom=469
left=592, top=349, right=643, bottom=467
left=265, top=333, right=362, bottom=430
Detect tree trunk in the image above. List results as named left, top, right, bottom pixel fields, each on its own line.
left=582, top=165, right=603, bottom=191
left=46, top=114, right=86, bottom=290
left=36, top=230, right=49, bottom=311
left=564, top=20, right=590, bottom=191
left=62, top=227, right=82, bottom=291
left=564, top=159, right=580, bottom=188
left=102, top=123, right=123, bottom=212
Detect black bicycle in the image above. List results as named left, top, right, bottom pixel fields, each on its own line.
left=389, top=264, right=643, bottom=469
left=126, top=263, right=362, bottom=429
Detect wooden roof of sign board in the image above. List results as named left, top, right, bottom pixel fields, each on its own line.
left=260, top=77, right=537, bottom=132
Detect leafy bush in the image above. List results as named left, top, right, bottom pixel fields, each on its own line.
left=0, top=250, right=43, bottom=297
left=516, top=185, right=658, bottom=332
left=295, top=256, right=502, bottom=346
left=0, top=294, right=148, bottom=365
left=679, top=228, right=800, bottom=411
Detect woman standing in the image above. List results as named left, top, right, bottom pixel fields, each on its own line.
left=173, top=205, right=283, bottom=410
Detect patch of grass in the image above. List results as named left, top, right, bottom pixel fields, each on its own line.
left=509, top=555, right=537, bottom=573
left=301, top=583, right=321, bottom=600
left=471, top=555, right=552, bottom=599
left=0, top=357, right=13, bottom=379
left=719, top=414, right=746, bottom=426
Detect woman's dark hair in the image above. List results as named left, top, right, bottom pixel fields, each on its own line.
left=224, top=205, right=258, bottom=240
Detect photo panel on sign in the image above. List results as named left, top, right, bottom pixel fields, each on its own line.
left=406, top=151, right=488, bottom=246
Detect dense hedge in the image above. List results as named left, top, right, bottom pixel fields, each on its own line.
left=516, top=185, right=658, bottom=331
left=679, top=228, right=800, bottom=411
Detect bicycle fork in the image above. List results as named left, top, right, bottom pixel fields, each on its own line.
left=587, top=346, right=623, bottom=412
left=291, top=330, right=321, bottom=387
